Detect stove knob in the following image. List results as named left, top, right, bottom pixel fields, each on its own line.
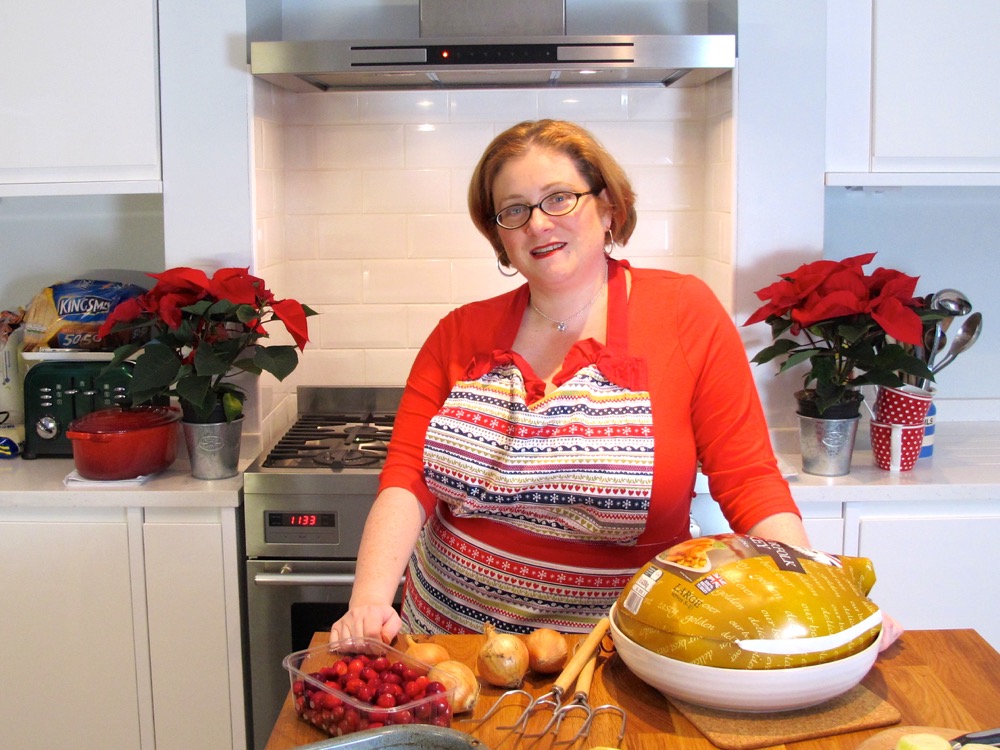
left=35, top=415, right=59, bottom=441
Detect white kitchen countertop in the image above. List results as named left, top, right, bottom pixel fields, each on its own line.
left=3, top=421, right=999, bottom=509
left=778, top=420, right=1000, bottom=503
left=0, top=453, right=248, bottom=507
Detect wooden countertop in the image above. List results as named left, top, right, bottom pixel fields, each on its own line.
left=264, top=629, right=1000, bottom=750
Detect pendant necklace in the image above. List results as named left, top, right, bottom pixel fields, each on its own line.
left=529, top=265, right=608, bottom=332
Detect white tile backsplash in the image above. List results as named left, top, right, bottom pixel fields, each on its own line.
left=362, top=169, right=452, bottom=213
left=285, top=170, right=364, bottom=214
left=364, top=349, right=420, bottom=384
left=408, top=213, right=492, bottom=258
left=280, top=259, right=364, bottom=304
left=316, top=125, right=405, bottom=169
left=403, top=123, right=495, bottom=168
left=253, top=80, right=734, bottom=394
left=536, top=88, right=630, bottom=120
left=363, top=259, right=452, bottom=304
left=448, top=90, right=540, bottom=123
left=320, top=305, right=409, bottom=348
left=317, top=214, right=408, bottom=259
left=359, top=91, right=450, bottom=123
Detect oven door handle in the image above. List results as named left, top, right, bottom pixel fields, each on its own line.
left=254, top=572, right=356, bottom=586
left=254, top=573, right=406, bottom=586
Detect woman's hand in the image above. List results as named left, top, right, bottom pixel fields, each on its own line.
left=878, top=612, right=904, bottom=652
left=330, top=604, right=403, bottom=644
left=328, top=487, right=426, bottom=644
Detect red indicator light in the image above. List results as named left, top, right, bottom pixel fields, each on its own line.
left=441, top=50, right=450, bottom=59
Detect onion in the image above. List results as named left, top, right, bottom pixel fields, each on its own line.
left=427, top=660, right=480, bottom=713
left=476, top=623, right=530, bottom=688
left=525, top=627, right=569, bottom=674
left=395, top=632, right=451, bottom=667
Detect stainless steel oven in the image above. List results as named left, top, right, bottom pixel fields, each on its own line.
left=242, top=387, right=404, bottom=750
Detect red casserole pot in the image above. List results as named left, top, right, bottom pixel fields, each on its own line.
left=66, top=406, right=181, bottom=480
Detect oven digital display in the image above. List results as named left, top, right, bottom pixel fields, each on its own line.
left=268, top=512, right=337, bottom=528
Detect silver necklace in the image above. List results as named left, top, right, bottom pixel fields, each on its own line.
left=529, top=265, right=608, bottom=332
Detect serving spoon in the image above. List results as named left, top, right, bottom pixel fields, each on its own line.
left=932, top=311, right=983, bottom=374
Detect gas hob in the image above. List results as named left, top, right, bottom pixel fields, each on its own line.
left=243, top=386, right=404, bottom=496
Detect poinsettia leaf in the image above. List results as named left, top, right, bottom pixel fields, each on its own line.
left=182, top=299, right=214, bottom=317
left=234, top=303, right=261, bottom=324
left=750, top=338, right=800, bottom=364
left=779, top=348, right=825, bottom=373
left=232, top=355, right=262, bottom=376
left=192, top=344, right=230, bottom=376
left=131, top=344, right=183, bottom=393
left=175, top=375, right=213, bottom=412
left=222, top=391, right=244, bottom=422
left=105, top=343, right=140, bottom=372
left=254, top=345, right=299, bottom=381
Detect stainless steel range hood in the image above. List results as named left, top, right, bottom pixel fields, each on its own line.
left=250, top=0, right=735, bottom=92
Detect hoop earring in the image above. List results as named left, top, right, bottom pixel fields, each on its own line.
left=604, top=230, right=616, bottom=257
left=497, top=257, right=519, bottom=277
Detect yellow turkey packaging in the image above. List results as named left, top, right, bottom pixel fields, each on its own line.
left=614, top=533, right=881, bottom=669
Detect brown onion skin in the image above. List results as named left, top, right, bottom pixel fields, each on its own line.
left=525, top=628, right=569, bottom=674
left=396, top=633, right=451, bottom=667
left=427, top=660, right=480, bottom=712
left=477, top=623, right=530, bottom=688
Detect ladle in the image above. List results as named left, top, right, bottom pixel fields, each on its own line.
left=931, top=288, right=973, bottom=317
left=932, top=311, right=983, bottom=374
left=927, top=289, right=973, bottom=370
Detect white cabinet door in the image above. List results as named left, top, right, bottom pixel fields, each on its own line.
left=844, top=501, right=1000, bottom=651
left=689, top=496, right=844, bottom=553
left=871, top=0, right=1000, bottom=173
left=0, top=1, right=160, bottom=194
left=0, top=508, right=143, bottom=748
left=826, top=0, right=1000, bottom=185
left=143, top=507, right=246, bottom=750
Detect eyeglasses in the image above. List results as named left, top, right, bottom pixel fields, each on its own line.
left=493, top=190, right=594, bottom=230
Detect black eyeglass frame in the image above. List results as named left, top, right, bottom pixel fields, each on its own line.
left=493, top=190, right=595, bottom=230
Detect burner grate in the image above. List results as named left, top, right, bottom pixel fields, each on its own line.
left=261, top=411, right=395, bottom=470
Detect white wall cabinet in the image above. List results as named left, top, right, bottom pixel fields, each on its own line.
left=0, top=1, right=161, bottom=196
left=826, top=0, right=1000, bottom=186
left=0, top=508, right=147, bottom=748
left=844, top=500, right=1000, bottom=651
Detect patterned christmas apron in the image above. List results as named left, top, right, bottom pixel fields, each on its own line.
left=402, top=260, right=655, bottom=634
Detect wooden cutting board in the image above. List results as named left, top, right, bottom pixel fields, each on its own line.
left=857, top=726, right=964, bottom=750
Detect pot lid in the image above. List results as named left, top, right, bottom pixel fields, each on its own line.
left=69, top=406, right=181, bottom=434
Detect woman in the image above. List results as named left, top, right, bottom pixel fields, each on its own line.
left=331, top=119, right=853, bottom=644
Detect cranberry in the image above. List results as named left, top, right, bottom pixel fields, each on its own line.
left=388, top=709, right=414, bottom=725
left=404, top=675, right=429, bottom=698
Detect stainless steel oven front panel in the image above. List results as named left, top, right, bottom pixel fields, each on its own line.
left=244, top=492, right=378, bottom=560
left=247, top=558, right=355, bottom=750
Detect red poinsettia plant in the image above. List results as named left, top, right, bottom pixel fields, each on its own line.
left=99, top=267, right=316, bottom=423
left=744, top=252, right=935, bottom=416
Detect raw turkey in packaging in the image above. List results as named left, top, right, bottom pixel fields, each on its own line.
left=614, top=533, right=882, bottom=669
left=22, top=279, right=147, bottom=352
